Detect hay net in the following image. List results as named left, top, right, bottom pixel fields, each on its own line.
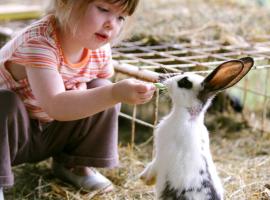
left=112, top=37, right=270, bottom=132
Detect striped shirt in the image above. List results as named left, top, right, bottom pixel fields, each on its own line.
left=0, top=15, right=114, bottom=122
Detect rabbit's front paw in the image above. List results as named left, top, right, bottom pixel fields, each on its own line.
left=139, top=164, right=157, bottom=186
left=140, top=173, right=156, bottom=185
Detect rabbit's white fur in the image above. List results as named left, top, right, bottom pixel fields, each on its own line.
left=141, top=57, right=254, bottom=200
left=141, top=73, right=223, bottom=200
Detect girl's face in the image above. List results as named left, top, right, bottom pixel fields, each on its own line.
left=71, top=1, right=128, bottom=50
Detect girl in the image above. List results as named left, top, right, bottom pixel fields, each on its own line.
left=0, top=0, right=155, bottom=197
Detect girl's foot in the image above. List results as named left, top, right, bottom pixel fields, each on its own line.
left=0, top=187, right=4, bottom=200
left=52, top=162, right=113, bottom=193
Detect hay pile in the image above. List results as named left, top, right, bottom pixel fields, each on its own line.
left=130, top=0, right=270, bottom=44
left=6, top=125, right=270, bottom=199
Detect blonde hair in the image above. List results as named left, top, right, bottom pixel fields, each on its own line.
left=46, top=0, right=139, bottom=35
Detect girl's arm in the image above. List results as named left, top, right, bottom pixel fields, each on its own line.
left=26, top=67, right=155, bottom=121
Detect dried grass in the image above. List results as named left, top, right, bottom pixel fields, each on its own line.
left=5, top=123, right=270, bottom=199
left=129, top=0, right=270, bottom=44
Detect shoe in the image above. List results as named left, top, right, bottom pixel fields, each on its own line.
left=52, top=162, right=113, bottom=192
left=0, top=187, right=4, bottom=200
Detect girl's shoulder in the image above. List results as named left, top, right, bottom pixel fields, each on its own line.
left=18, top=14, right=57, bottom=43
left=4, top=14, right=57, bottom=50
left=0, top=15, right=60, bottom=70
left=0, top=15, right=58, bottom=62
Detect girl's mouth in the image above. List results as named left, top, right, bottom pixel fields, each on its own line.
left=95, top=33, right=109, bottom=42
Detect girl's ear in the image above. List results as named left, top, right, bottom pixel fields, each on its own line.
left=198, top=57, right=254, bottom=102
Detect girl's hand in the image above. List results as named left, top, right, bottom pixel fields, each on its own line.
left=76, top=82, right=87, bottom=90
left=112, top=79, right=156, bottom=105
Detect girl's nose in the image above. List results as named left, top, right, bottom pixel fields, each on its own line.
left=104, top=17, right=117, bottom=30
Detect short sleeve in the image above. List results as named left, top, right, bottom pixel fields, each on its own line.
left=97, top=43, right=114, bottom=79
left=11, top=36, right=58, bottom=70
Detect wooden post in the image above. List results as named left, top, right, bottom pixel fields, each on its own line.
left=0, top=4, right=43, bottom=21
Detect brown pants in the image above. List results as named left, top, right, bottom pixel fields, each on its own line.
left=0, top=79, right=120, bottom=187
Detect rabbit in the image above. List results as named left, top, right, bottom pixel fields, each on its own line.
left=140, top=57, right=254, bottom=200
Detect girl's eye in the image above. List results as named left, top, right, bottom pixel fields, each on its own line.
left=97, top=6, right=109, bottom=12
left=118, top=16, right=126, bottom=22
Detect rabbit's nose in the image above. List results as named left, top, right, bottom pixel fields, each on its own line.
left=158, top=74, right=176, bottom=82
left=158, top=74, right=167, bottom=83
left=158, top=72, right=185, bottom=82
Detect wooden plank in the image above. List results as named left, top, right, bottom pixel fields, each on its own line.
left=0, top=26, right=13, bottom=37
left=113, top=60, right=160, bottom=83
left=0, top=4, right=43, bottom=21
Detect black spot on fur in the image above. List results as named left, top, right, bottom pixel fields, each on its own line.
left=161, top=181, right=188, bottom=200
left=161, top=180, right=221, bottom=200
left=160, top=156, right=222, bottom=200
left=197, top=87, right=215, bottom=106
left=201, top=179, right=221, bottom=200
left=200, top=169, right=205, bottom=175
left=177, top=77, right=193, bottom=89
left=200, top=156, right=221, bottom=200
left=160, top=181, right=178, bottom=199
left=186, top=187, right=195, bottom=192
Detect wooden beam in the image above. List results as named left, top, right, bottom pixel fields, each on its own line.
left=113, top=60, right=160, bottom=83
left=0, top=4, right=43, bottom=21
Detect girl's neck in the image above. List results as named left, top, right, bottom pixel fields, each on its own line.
left=57, top=26, right=85, bottom=64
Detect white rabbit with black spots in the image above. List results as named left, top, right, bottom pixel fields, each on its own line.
left=140, top=57, right=254, bottom=200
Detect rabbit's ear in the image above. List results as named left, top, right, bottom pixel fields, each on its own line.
left=203, top=57, right=254, bottom=92
left=198, top=59, right=245, bottom=102
left=222, top=57, right=254, bottom=89
left=202, top=60, right=244, bottom=92
left=199, top=57, right=254, bottom=102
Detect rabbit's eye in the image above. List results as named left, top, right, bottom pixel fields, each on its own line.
left=177, top=77, right=193, bottom=89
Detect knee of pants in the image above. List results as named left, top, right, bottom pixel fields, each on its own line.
left=87, top=78, right=112, bottom=89
left=0, top=89, right=23, bottom=114
left=112, top=102, right=121, bottom=113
